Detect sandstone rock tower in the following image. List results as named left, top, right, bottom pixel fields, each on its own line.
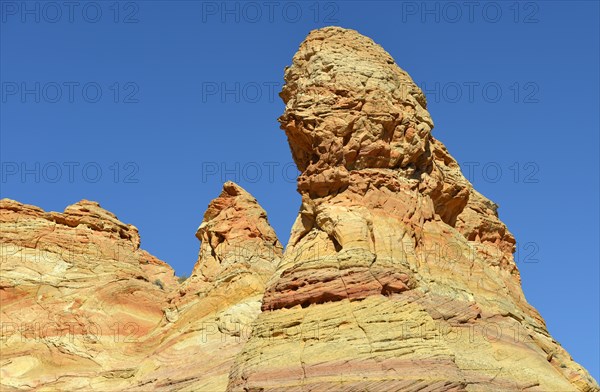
left=0, top=27, right=597, bottom=392
left=226, top=27, right=598, bottom=391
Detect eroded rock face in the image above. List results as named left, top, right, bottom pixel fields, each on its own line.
left=177, top=181, right=283, bottom=302
left=131, top=182, right=283, bottom=391
left=227, top=27, right=599, bottom=392
left=0, top=182, right=282, bottom=391
left=0, top=198, right=177, bottom=390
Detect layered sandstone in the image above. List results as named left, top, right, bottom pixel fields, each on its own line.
left=227, top=27, right=598, bottom=392
left=0, top=182, right=282, bottom=391
left=0, top=199, right=176, bottom=390
left=130, top=182, right=283, bottom=391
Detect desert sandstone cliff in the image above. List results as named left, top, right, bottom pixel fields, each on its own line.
left=227, top=27, right=598, bottom=392
left=0, top=183, right=282, bottom=391
left=1, top=27, right=598, bottom=392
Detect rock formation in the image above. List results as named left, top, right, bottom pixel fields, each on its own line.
left=1, top=27, right=597, bottom=392
left=227, top=27, right=599, bottom=392
left=0, top=198, right=177, bottom=390
left=0, top=182, right=282, bottom=391
left=130, top=182, right=283, bottom=391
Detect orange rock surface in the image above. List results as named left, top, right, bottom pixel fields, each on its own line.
left=228, top=27, right=599, bottom=392
left=0, top=182, right=281, bottom=391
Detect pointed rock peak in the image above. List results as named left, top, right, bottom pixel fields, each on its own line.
left=190, top=182, right=282, bottom=285
left=280, top=27, right=433, bottom=196
left=222, top=180, right=246, bottom=196
left=201, top=181, right=259, bottom=223
left=196, top=181, right=282, bottom=255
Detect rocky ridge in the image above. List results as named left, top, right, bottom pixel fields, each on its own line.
left=0, top=182, right=281, bottom=391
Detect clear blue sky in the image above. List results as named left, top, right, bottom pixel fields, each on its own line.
left=1, top=0, right=598, bottom=381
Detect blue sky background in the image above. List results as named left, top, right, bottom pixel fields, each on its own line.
left=1, top=0, right=598, bottom=381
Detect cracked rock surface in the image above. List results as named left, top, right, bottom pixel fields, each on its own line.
left=226, top=27, right=598, bottom=392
